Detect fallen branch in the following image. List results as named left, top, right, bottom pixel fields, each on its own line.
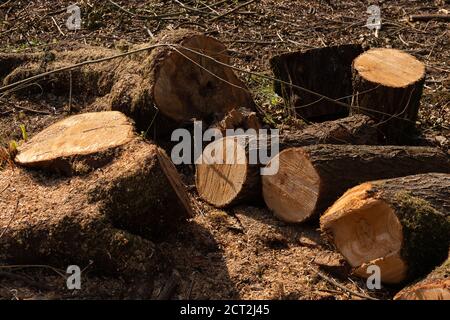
left=409, top=14, right=450, bottom=22
left=308, top=265, right=378, bottom=300
left=209, top=0, right=257, bottom=22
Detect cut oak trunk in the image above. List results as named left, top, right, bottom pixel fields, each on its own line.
left=351, top=48, right=425, bottom=143
left=1, top=112, right=194, bottom=275
left=270, top=44, right=363, bottom=120
left=196, top=115, right=378, bottom=208
left=395, top=255, right=450, bottom=300
left=320, top=173, right=450, bottom=284
left=1, top=29, right=255, bottom=135
left=262, top=145, right=450, bottom=223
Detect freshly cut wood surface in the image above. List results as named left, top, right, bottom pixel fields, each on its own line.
left=15, top=111, right=134, bottom=170
left=262, top=145, right=450, bottom=223
left=196, top=135, right=253, bottom=207
left=321, top=173, right=450, bottom=284
left=351, top=48, right=426, bottom=143
left=196, top=115, right=378, bottom=208
left=353, top=48, right=425, bottom=88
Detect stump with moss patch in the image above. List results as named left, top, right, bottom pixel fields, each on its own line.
left=321, top=173, right=450, bottom=284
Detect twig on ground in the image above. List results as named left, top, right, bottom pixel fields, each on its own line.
left=0, top=198, right=19, bottom=239
left=409, top=14, right=450, bottom=22
left=107, top=0, right=184, bottom=20
left=307, top=265, right=378, bottom=300
left=157, top=270, right=181, bottom=300
left=0, top=271, right=52, bottom=291
left=209, top=0, right=257, bottom=22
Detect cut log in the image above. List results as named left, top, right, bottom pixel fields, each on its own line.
left=320, top=173, right=450, bottom=284
left=262, top=145, right=450, bottom=223
left=196, top=115, right=379, bottom=207
left=1, top=113, right=194, bottom=275
left=351, top=48, right=426, bottom=143
left=395, top=255, right=450, bottom=300
left=1, top=29, right=255, bottom=135
left=270, top=44, right=363, bottom=120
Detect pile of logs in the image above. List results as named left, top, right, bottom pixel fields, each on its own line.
left=196, top=44, right=450, bottom=299
left=1, top=29, right=448, bottom=299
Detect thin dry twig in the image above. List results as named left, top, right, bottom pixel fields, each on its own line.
left=209, top=0, right=258, bottom=22
left=308, top=265, right=378, bottom=301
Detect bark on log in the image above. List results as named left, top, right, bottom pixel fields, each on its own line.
left=196, top=115, right=378, bottom=208
left=270, top=44, right=363, bottom=120
left=0, top=113, right=194, bottom=275
left=351, top=48, right=426, bottom=143
left=320, top=173, right=450, bottom=284
left=0, top=29, right=255, bottom=136
left=394, top=255, right=450, bottom=300
left=262, top=145, right=450, bottom=223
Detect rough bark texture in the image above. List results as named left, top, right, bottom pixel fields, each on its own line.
left=196, top=115, right=379, bottom=208
left=0, top=138, right=193, bottom=276
left=276, top=114, right=378, bottom=147
left=367, top=174, right=450, bottom=280
left=270, top=44, right=363, bottom=120
left=321, top=173, right=450, bottom=284
left=395, top=256, right=450, bottom=300
left=351, top=48, right=426, bottom=143
left=263, top=145, right=450, bottom=222
left=0, top=29, right=255, bottom=136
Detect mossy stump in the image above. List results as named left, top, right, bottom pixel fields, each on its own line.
left=0, top=112, right=193, bottom=275
left=321, top=173, right=450, bottom=284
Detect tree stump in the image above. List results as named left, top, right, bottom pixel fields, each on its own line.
left=0, top=29, right=255, bottom=136
left=262, top=145, right=450, bottom=223
left=196, top=115, right=378, bottom=208
left=352, top=48, right=426, bottom=143
left=0, top=112, right=194, bottom=275
left=320, top=173, right=450, bottom=284
left=394, top=255, right=450, bottom=300
left=270, top=44, right=363, bottom=120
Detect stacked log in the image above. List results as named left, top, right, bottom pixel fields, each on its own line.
left=320, top=173, right=450, bottom=284
left=196, top=115, right=378, bottom=207
left=261, top=145, right=450, bottom=223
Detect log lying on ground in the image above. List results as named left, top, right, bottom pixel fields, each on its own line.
left=395, top=255, right=450, bottom=300
left=0, top=112, right=193, bottom=275
left=262, top=145, right=450, bottom=223
left=352, top=48, right=425, bottom=143
left=320, top=173, right=450, bottom=284
left=196, top=115, right=378, bottom=207
left=270, top=44, right=363, bottom=120
left=0, top=29, right=255, bottom=134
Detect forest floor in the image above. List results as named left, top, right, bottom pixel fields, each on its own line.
left=0, top=0, right=448, bottom=300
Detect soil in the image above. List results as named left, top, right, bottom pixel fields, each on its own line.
left=0, top=0, right=448, bottom=300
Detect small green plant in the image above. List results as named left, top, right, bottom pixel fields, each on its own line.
left=19, top=124, right=28, bottom=141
